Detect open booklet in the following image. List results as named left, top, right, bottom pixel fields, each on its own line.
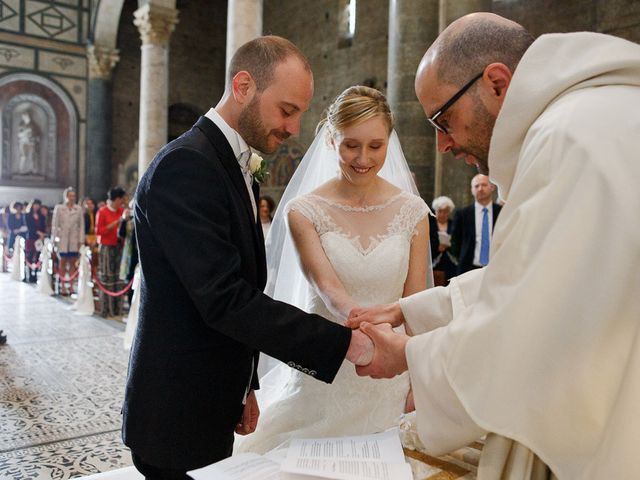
left=188, top=429, right=413, bottom=480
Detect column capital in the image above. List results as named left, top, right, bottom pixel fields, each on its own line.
left=87, top=45, right=120, bottom=80
left=134, top=4, right=179, bottom=47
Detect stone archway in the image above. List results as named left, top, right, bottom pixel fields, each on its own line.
left=0, top=72, right=78, bottom=189
left=92, top=0, right=126, bottom=49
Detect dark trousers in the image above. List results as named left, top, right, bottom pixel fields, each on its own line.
left=131, top=452, right=193, bottom=480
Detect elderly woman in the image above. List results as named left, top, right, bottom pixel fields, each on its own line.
left=431, top=196, right=457, bottom=283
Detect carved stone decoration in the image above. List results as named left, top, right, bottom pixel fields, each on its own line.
left=133, top=4, right=179, bottom=47
left=87, top=45, right=120, bottom=80
left=0, top=73, right=77, bottom=188
left=2, top=95, right=57, bottom=182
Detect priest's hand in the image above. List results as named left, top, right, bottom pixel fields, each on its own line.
left=235, top=390, right=260, bottom=435
left=345, top=328, right=374, bottom=366
left=346, top=302, right=405, bottom=329
left=355, top=322, right=409, bottom=379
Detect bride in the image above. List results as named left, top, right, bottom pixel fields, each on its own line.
left=235, top=86, right=432, bottom=454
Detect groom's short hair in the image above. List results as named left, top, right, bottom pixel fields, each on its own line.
left=228, top=36, right=311, bottom=92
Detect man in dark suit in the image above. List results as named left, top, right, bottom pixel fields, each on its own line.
left=450, top=174, right=502, bottom=275
left=122, top=36, right=374, bottom=479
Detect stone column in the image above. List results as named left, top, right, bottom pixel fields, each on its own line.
left=226, top=0, right=263, bottom=76
left=387, top=0, right=440, bottom=200
left=86, top=45, right=119, bottom=200
left=134, top=3, right=179, bottom=177
left=434, top=0, right=491, bottom=204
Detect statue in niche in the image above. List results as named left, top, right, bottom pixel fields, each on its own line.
left=16, top=111, right=41, bottom=175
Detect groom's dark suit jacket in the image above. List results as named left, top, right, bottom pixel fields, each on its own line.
left=122, top=117, right=351, bottom=470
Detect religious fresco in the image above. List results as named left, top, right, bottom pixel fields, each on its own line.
left=260, top=138, right=305, bottom=205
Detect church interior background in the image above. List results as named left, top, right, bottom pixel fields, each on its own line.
left=0, top=0, right=638, bottom=478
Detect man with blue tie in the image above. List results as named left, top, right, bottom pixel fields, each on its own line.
left=450, top=174, right=501, bottom=275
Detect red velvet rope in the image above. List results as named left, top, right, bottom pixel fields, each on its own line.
left=92, top=275, right=134, bottom=297
left=25, top=259, right=42, bottom=269
left=56, top=268, right=80, bottom=283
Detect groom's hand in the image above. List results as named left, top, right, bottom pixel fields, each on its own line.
left=345, top=329, right=374, bottom=366
left=236, top=390, right=260, bottom=435
left=355, top=322, right=409, bottom=379
left=346, top=302, right=405, bottom=329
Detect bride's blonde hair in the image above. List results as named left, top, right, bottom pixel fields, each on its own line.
left=317, top=86, right=394, bottom=140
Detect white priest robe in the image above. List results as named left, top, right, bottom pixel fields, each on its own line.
left=402, top=32, right=640, bottom=480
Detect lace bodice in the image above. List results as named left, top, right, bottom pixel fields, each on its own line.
left=234, top=190, right=430, bottom=455
left=287, top=190, right=430, bottom=317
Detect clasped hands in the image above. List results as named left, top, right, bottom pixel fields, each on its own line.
left=344, top=303, right=409, bottom=379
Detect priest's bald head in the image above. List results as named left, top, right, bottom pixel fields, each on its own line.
left=415, top=13, right=534, bottom=174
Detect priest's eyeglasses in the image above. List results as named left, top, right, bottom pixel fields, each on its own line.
left=427, top=72, right=484, bottom=135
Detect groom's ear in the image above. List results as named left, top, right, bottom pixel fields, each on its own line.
left=231, top=71, right=256, bottom=105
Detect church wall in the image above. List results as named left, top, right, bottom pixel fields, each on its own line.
left=0, top=0, right=89, bottom=206
left=264, top=0, right=389, bottom=149
left=111, top=0, right=227, bottom=198
left=263, top=0, right=639, bottom=210
left=493, top=0, right=640, bottom=43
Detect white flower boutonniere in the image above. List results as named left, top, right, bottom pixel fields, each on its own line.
left=249, top=152, right=268, bottom=183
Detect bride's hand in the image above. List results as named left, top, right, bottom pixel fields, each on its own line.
left=346, top=303, right=405, bottom=329
left=345, top=329, right=374, bottom=366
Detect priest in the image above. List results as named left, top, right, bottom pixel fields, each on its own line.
left=347, top=13, right=640, bottom=480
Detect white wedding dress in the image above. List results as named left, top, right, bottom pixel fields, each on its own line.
left=234, top=189, right=430, bottom=454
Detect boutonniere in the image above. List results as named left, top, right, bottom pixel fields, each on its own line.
left=249, top=152, right=268, bottom=184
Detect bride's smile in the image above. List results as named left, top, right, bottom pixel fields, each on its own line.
left=334, top=116, right=389, bottom=186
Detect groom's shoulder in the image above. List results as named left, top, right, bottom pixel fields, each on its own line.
left=141, top=128, right=221, bottom=183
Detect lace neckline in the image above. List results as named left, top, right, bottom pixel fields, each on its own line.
left=306, top=191, right=404, bottom=212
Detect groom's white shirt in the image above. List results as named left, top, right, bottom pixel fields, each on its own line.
left=205, top=108, right=257, bottom=220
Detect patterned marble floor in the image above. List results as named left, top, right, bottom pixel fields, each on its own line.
left=0, top=273, right=133, bottom=479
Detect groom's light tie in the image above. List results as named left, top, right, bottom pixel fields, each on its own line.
left=480, top=207, right=490, bottom=266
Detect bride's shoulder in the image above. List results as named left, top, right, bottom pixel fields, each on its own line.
left=307, top=178, right=340, bottom=200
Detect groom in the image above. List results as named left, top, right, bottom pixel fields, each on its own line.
left=123, top=36, right=374, bottom=478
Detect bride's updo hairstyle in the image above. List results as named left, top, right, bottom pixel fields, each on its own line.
left=317, top=86, right=394, bottom=141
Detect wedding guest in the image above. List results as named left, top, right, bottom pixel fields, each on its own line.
left=118, top=199, right=137, bottom=305
left=52, top=188, right=84, bottom=295
left=431, top=196, right=457, bottom=283
left=0, top=205, right=8, bottom=239
left=25, top=199, right=46, bottom=283
left=95, top=187, right=126, bottom=318
left=259, top=195, right=275, bottom=238
left=7, top=201, right=27, bottom=251
left=39, top=205, right=51, bottom=237
left=450, top=174, right=501, bottom=275
left=83, top=197, right=97, bottom=247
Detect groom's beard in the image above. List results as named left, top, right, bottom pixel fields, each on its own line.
left=238, top=95, right=290, bottom=154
